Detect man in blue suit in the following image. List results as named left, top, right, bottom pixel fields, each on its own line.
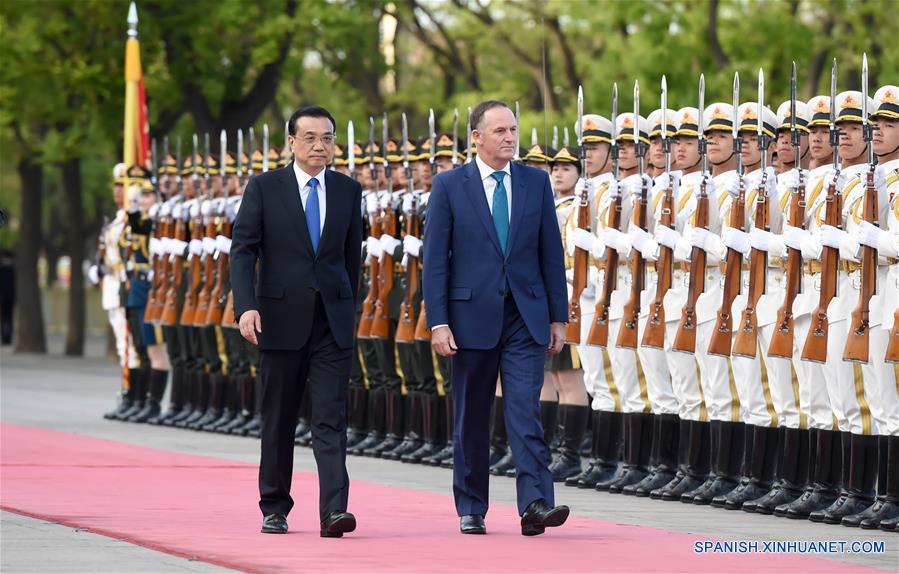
left=423, top=100, right=570, bottom=536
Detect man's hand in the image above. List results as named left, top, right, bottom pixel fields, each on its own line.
left=548, top=322, right=566, bottom=355
left=239, top=310, right=262, bottom=346
left=431, top=326, right=458, bottom=357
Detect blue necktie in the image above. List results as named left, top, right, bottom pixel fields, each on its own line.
left=491, top=171, right=509, bottom=252
left=306, top=178, right=321, bottom=254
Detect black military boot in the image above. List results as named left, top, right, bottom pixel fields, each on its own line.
left=630, top=414, right=679, bottom=497
left=664, top=420, right=712, bottom=501
left=718, top=425, right=779, bottom=509
left=591, top=411, right=625, bottom=491
left=848, top=435, right=899, bottom=529
left=190, top=372, right=224, bottom=430
left=549, top=404, right=588, bottom=482
left=693, top=421, right=744, bottom=505
left=350, top=388, right=386, bottom=455
left=103, top=372, right=132, bottom=420
left=205, top=375, right=237, bottom=432
left=812, top=433, right=876, bottom=524
left=747, top=427, right=810, bottom=514
left=651, top=417, right=692, bottom=499
left=806, top=431, right=852, bottom=522
left=779, top=428, right=841, bottom=518
left=221, top=374, right=252, bottom=434
left=541, top=400, right=560, bottom=455
left=490, top=397, right=515, bottom=476
left=566, top=409, right=599, bottom=487
left=608, top=413, right=653, bottom=493
left=385, top=392, right=423, bottom=461
left=166, top=369, right=196, bottom=426
left=365, top=389, right=404, bottom=457
left=178, top=371, right=209, bottom=428
left=117, top=367, right=149, bottom=421
left=404, top=394, right=442, bottom=463
left=434, top=395, right=456, bottom=468
left=238, top=374, right=264, bottom=437
left=346, top=387, right=369, bottom=449
left=149, top=367, right=183, bottom=425
left=130, top=369, right=169, bottom=423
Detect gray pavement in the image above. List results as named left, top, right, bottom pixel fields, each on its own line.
left=1, top=345, right=897, bottom=572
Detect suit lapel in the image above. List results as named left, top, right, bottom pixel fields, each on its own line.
left=277, top=165, right=315, bottom=258
left=506, top=162, right=528, bottom=257
left=463, top=161, right=503, bottom=256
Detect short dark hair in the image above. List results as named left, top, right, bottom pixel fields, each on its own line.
left=470, top=100, right=511, bottom=132
left=288, top=106, right=336, bottom=135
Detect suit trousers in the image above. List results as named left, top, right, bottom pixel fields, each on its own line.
left=451, top=296, right=554, bottom=516
left=258, top=294, right=353, bottom=520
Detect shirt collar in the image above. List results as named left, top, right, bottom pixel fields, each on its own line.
left=475, top=154, right=511, bottom=182
left=293, top=161, right=326, bottom=192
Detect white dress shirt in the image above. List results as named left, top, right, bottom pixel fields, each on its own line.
left=293, top=161, right=327, bottom=233
left=475, top=154, right=512, bottom=221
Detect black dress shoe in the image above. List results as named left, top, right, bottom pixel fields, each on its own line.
left=460, top=514, right=486, bottom=535
left=261, top=514, right=288, bottom=534
left=520, top=499, right=569, bottom=536
left=320, top=511, right=356, bottom=538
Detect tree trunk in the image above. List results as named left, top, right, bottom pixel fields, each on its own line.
left=14, top=157, right=47, bottom=353
left=61, top=157, right=85, bottom=356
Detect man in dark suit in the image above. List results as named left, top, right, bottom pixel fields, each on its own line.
left=423, top=100, right=570, bottom=536
left=231, top=106, right=362, bottom=537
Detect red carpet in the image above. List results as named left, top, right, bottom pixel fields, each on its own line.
left=0, top=423, right=876, bottom=573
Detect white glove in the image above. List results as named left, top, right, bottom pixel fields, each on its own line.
left=148, top=203, right=160, bottom=219
left=148, top=237, right=162, bottom=256
left=379, top=194, right=391, bottom=210
left=379, top=234, right=401, bottom=257
left=401, top=195, right=415, bottom=215
left=202, top=236, right=217, bottom=255
left=127, top=188, right=140, bottom=213
left=749, top=227, right=782, bottom=255
left=188, top=239, right=203, bottom=256
left=366, top=193, right=380, bottom=215
left=403, top=235, right=423, bottom=257
left=366, top=236, right=383, bottom=259
left=722, top=227, right=751, bottom=256
left=603, top=227, right=631, bottom=253
left=146, top=270, right=154, bottom=283
left=570, top=228, right=596, bottom=252
left=856, top=220, right=884, bottom=249
left=690, top=227, right=714, bottom=250
left=172, top=203, right=184, bottom=220
left=628, top=226, right=658, bottom=257
left=169, top=239, right=188, bottom=257
left=778, top=168, right=808, bottom=191
left=819, top=224, right=848, bottom=249
left=230, top=198, right=242, bottom=219
left=720, top=172, right=741, bottom=197
left=782, top=225, right=809, bottom=251
left=189, top=200, right=201, bottom=219
left=159, top=237, right=171, bottom=255
left=590, top=234, right=606, bottom=260
left=215, top=235, right=231, bottom=255
left=654, top=171, right=681, bottom=198
left=619, top=173, right=653, bottom=198
left=655, top=225, right=680, bottom=249
left=200, top=200, right=213, bottom=216
left=88, top=265, right=100, bottom=285
left=159, top=200, right=173, bottom=218
left=747, top=167, right=777, bottom=197
left=120, top=269, right=128, bottom=282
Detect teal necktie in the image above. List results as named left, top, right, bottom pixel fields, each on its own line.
left=491, top=171, right=509, bottom=252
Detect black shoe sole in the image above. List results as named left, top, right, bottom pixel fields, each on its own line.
left=261, top=527, right=287, bottom=534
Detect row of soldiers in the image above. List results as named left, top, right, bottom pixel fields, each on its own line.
left=97, top=67, right=899, bottom=534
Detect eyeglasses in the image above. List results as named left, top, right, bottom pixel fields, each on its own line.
left=294, top=134, right=336, bottom=146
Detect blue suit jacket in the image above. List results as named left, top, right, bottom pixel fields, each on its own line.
left=422, top=160, right=567, bottom=349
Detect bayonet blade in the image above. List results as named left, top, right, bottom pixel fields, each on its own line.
left=732, top=72, right=740, bottom=140
left=552, top=125, right=559, bottom=150
left=247, top=127, right=255, bottom=176
left=611, top=83, right=619, bottom=146
left=790, top=62, right=798, bottom=137
left=237, top=129, right=244, bottom=177
left=757, top=68, right=764, bottom=137
left=348, top=120, right=355, bottom=174
left=634, top=80, right=640, bottom=143
left=452, top=108, right=459, bottom=166
left=698, top=74, right=706, bottom=136
left=514, top=101, right=521, bottom=160
left=368, top=116, right=375, bottom=168
left=661, top=76, right=668, bottom=142
left=531, top=127, right=538, bottom=148
left=401, top=112, right=409, bottom=166
left=428, top=109, right=436, bottom=165
left=262, top=124, right=269, bottom=173
left=466, top=106, right=472, bottom=163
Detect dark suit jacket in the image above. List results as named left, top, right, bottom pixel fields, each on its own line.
left=422, top=160, right=567, bottom=349
left=230, top=165, right=363, bottom=350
